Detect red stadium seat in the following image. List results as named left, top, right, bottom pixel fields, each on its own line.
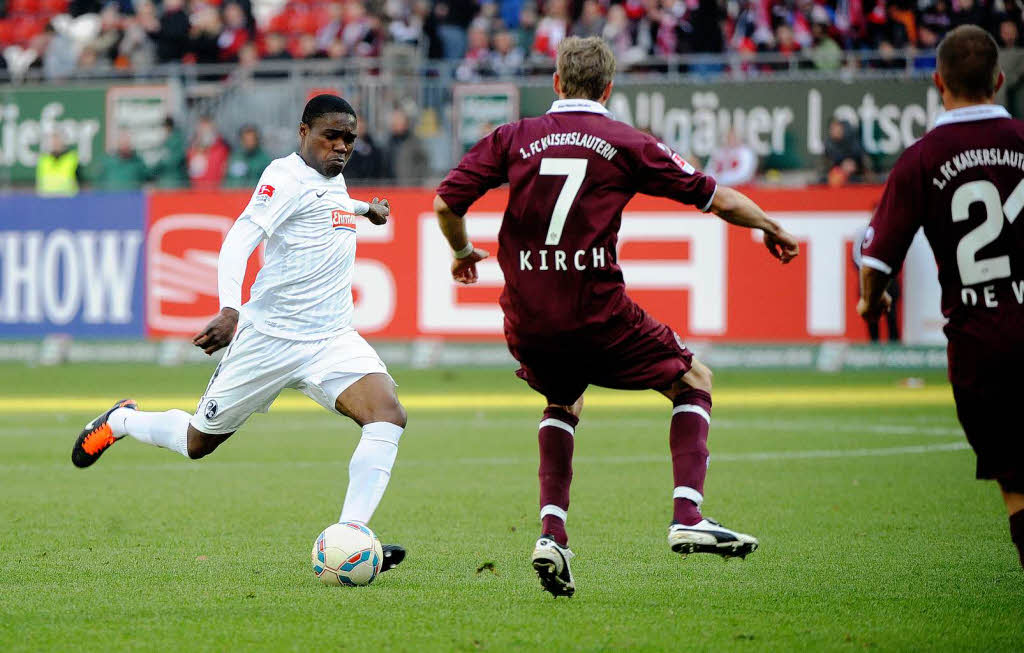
left=11, top=16, right=47, bottom=44
left=267, top=12, right=290, bottom=33
left=8, top=0, right=41, bottom=15
left=286, top=9, right=316, bottom=34
left=39, top=0, right=70, bottom=15
left=0, top=19, right=14, bottom=44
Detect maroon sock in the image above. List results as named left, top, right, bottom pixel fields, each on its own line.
left=1010, top=510, right=1024, bottom=569
left=538, top=407, right=578, bottom=547
left=670, top=389, right=712, bottom=526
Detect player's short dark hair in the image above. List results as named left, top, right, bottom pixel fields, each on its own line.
left=301, top=94, right=357, bottom=127
left=937, top=25, right=1001, bottom=100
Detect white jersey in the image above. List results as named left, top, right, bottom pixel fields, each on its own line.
left=240, top=153, right=359, bottom=341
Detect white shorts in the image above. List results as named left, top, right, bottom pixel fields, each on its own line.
left=190, top=323, right=392, bottom=434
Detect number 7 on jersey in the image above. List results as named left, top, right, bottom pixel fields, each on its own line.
left=539, top=158, right=588, bottom=246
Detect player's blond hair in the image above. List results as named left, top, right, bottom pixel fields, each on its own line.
left=556, top=37, right=616, bottom=101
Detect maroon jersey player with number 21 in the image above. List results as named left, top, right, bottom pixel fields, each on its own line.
left=433, top=36, right=801, bottom=598
left=859, top=25, right=1024, bottom=570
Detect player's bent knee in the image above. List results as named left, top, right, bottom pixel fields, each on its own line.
left=186, top=427, right=233, bottom=460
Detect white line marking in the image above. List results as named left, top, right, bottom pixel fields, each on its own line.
left=0, top=441, right=969, bottom=473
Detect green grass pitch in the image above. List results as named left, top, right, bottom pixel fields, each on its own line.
left=1, top=363, right=1021, bottom=651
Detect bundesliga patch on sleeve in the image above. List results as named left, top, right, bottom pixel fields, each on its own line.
left=657, top=142, right=695, bottom=174
left=254, top=184, right=275, bottom=207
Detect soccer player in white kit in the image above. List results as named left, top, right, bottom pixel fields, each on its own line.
left=71, top=95, right=408, bottom=571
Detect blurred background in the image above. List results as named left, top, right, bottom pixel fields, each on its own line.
left=1, top=0, right=1019, bottom=370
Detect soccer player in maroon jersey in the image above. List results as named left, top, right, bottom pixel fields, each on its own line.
left=433, top=36, right=800, bottom=597
left=859, top=25, right=1024, bottom=570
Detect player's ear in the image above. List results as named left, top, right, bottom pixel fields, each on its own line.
left=599, top=81, right=613, bottom=104
left=995, top=70, right=1006, bottom=95
left=553, top=72, right=562, bottom=97
left=932, top=71, right=945, bottom=96
left=298, top=121, right=309, bottom=141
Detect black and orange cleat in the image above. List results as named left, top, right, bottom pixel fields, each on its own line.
left=71, top=399, right=138, bottom=468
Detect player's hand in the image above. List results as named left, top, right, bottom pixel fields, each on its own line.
left=366, top=197, right=390, bottom=225
left=856, top=292, right=892, bottom=322
left=451, top=248, right=490, bottom=284
left=763, top=226, right=800, bottom=264
left=192, top=307, right=239, bottom=356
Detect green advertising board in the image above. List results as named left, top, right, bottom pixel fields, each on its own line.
left=0, top=84, right=175, bottom=185
left=0, top=86, right=106, bottom=184
left=520, top=77, right=942, bottom=169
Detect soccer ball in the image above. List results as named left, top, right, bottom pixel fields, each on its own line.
left=311, top=521, right=384, bottom=586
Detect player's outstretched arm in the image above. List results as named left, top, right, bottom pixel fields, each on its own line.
left=856, top=266, right=893, bottom=322
left=433, top=195, right=490, bottom=285
left=709, top=186, right=799, bottom=264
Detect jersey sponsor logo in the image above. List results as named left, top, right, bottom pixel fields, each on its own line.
left=332, top=209, right=357, bottom=233
left=204, top=399, right=218, bottom=419
left=316, top=189, right=328, bottom=198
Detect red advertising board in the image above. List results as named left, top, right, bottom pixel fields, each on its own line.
left=146, top=186, right=898, bottom=342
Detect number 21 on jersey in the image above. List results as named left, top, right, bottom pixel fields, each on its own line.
left=953, top=179, right=1024, bottom=285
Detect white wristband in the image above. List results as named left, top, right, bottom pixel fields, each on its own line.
left=453, top=242, right=475, bottom=259
left=352, top=200, right=370, bottom=215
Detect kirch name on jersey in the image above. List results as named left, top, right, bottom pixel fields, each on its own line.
left=519, top=247, right=609, bottom=271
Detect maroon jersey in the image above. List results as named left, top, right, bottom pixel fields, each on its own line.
left=437, top=99, right=716, bottom=344
left=863, top=104, right=1024, bottom=387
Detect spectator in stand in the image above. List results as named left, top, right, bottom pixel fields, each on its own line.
left=436, top=0, right=479, bottom=60
left=188, top=5, right=222, bottom=65
left=229, top=41, right=260, bottom=80
left=77, top=44, right=113, bottom=75
left=187, top=116, right=230, bottom=189
left=218, top=2, right=251, bottom=62
left=90, top=4, right=124, bottom=66
left=121, top=0, right=158, bottom=69
left=573, top=0, right=605, bottom=39
left=263, top=32, right=292, bottom=60
left=771, top=23, right=802, bottom=70
left=151, top=117, right=189, bottom=188
left=690, top=0, right=725, bottom=53
left=36, top=131, right=81, bottom=197
left=43, top=22, right=77, bottom=80
left=224, top=125, right=271, bottom=188
left=602, top=4, right=635, bottom=61
left=95, top=132, right=150, bottom=191
left=154, top=0, right=189, bottom=63
left=705, top=129, right=757, bottom=187
left=1000, top=18, right=1022, bottom=49
left=490, top=29, right=525, bottom=76
left=533, top=0, right=569, bottom=58
left=952, top=0, right=993, bottom=31
left=456, top=26, right=492, bottom=80
left=316, top=3, right=345, bottom=53
left=341, top=2, right=380, bottom=58
left=293, top=33, right=320, bottom=59
left=810, top=20, right=842, bottom=71
left=821, top=118, right=873, bottom=186
left=386, top=107, right=430, bottom=183
left=344, top=119, right=389, bottom=181
left=389, top=0, right=428, bottom=47
left=517, top=3, right=538, bottom=58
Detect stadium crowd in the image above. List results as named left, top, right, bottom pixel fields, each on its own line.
left=2, top=0, right=1024, bottom=79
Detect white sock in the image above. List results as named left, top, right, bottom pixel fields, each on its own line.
left=110, top=408, right=191, bottom=458
left=339, top=422, right=403, bottom=524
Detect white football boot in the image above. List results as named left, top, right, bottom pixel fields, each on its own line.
left=668, top=518, right=759, bottom=559
left=532, top=536, right=576, bottom=597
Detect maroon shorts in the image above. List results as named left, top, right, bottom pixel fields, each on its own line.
left=953, top=382, right=1024, bottom=483
left=507, top=303, right=693, bottom=406
left=948, top=334, right=1024, bottom=483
